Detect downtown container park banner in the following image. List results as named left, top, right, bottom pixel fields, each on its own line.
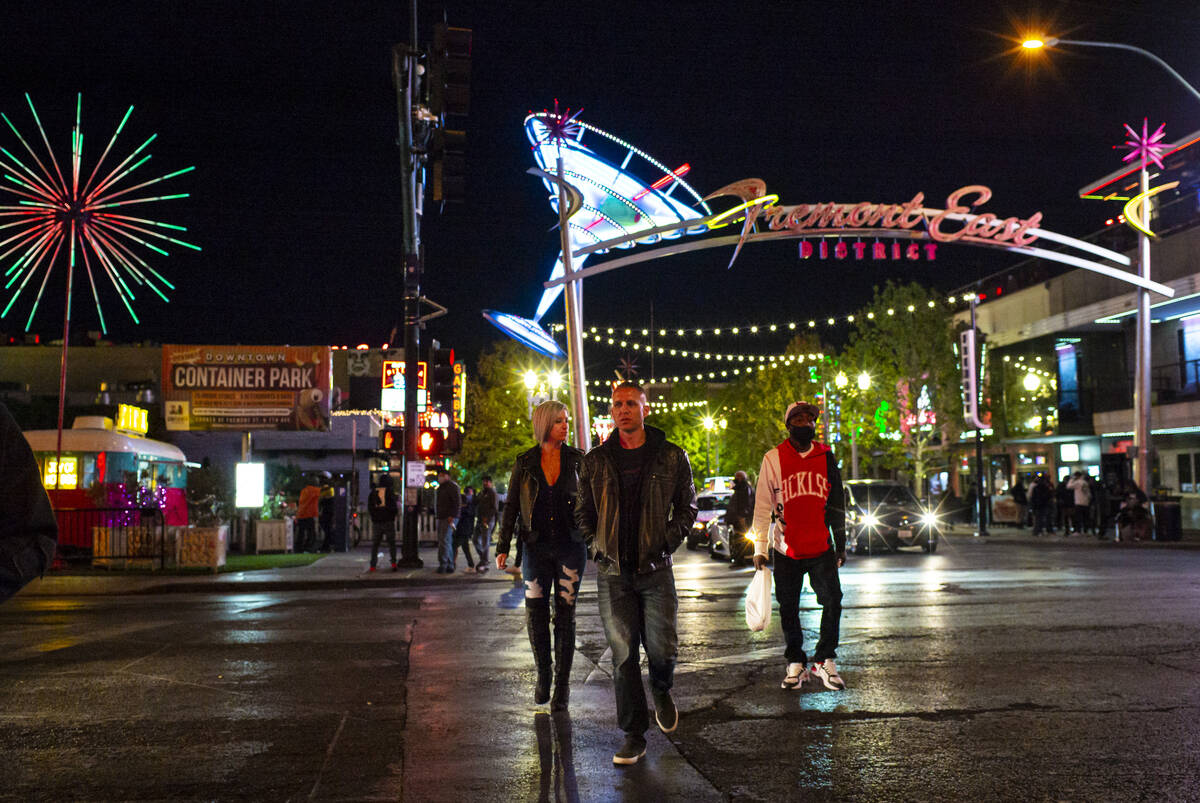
left=162, top=345, right=333, bottom=431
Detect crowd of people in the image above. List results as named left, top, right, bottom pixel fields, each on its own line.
left=1015, top=471, right=1149, bottom=539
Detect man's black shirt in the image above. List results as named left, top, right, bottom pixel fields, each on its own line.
left=614, top=441, right=649, bottom=571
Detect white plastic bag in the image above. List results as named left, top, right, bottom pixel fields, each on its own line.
left=745, top=566, right=772, bottom=632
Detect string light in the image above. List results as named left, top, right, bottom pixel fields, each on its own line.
left=551, top=297, right=966, bottom=338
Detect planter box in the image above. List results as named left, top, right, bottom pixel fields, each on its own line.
left=177, top=525, right=228, bottom=571
left=256, top=518, right=294, bottom=553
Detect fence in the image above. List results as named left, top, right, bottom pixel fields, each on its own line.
left=52, top=507, right=167, bottom=570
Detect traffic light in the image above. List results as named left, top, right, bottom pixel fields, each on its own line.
left=379, top=427, right=403, bottom=452
left=428, top=23, right=471, bottom=203
left=428, top=23, right=471, bottom=118
left=430, top=342, right=455, bottom=411
left=417, top=428, right=445, bottom=457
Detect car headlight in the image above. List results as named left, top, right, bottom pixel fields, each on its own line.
left=920, top=512, right=939, bottom=527
left=692, top=521, right=705, bottom=530
left=862, top=513, right=880, bottom=528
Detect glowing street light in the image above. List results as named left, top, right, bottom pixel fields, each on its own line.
left=1023, top=373, right=1041, bottom=392
left=523, top=370, right=539, bottom=390
left=834, top=371, right=849, bottom=389
left=857, top=372, right=872, bottom=391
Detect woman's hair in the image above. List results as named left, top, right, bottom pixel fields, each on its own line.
left=531, top=399, right=568, bottom=444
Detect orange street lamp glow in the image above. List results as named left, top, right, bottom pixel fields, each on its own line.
left=1022, top=38, right=1045, bottom=49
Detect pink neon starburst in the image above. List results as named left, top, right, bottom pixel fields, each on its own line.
left=534, top=99, right=583, bottom=147
left=1117, top=118, right=1169, bottom=170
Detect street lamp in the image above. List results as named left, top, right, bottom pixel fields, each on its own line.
left=1023, top=372, right=1041, bottom=392
left=1021, top=35, right=1200, bottom=495
left=702, top=414, right=716, bottom=473
left=522, top=367, right=564, bottom=417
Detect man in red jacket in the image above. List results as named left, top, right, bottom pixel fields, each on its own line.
left=751, top=400, right=847, bottom=692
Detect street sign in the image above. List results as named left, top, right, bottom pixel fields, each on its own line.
left=406, top=461, right=427, bottom=488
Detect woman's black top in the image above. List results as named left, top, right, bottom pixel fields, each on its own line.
left=531, top=453, right=572, bottom=545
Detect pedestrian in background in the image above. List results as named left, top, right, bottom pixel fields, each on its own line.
left=473, top=476, right=497, bottom=574
left=726, top=470, right=755, bottom=564
left=0, top=402, right=58, bottom=602
left=577, top=381, right=697, bottom=766
left=435, top=469, right=460, bottom=574
left=317, top=484, right=335, bottom=552
left=1067, top=471, right=1092, bottom=534
left=296, top=481, right=320, bottom=552
left=496, top=400, right=586, bottom=712
left=453, top=487, right=477, bottom=572
left=752, top=400, right=848, bottom=694
left=367, top=476, right=398, bottom=571
left=1056, top=475, right=1074, bottom=534
left=1029, top=474, right=1053, bottom=536
left=1010, top=478, right=1028, bottom=529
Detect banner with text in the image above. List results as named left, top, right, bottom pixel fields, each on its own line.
left=162, top=345, right=333, bottom=431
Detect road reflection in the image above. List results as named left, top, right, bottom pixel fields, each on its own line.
left=534, top=712, right=578, bottom=802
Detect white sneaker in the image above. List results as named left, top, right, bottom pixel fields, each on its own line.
left=781, top=662, right=808, bottom=689
left=811, top=659, right=845, bottom=690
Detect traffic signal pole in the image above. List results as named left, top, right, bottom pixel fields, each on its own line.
left=393, top=1, right=424, bottom=568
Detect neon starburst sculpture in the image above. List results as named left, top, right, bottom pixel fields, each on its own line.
left=1118, top=118, right=1168, bottom=170
left=0, top=93, right=199, bottom=333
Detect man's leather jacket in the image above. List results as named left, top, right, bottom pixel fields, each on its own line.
left=575, top=425, right=698, bottom=575
left=496, top=443, right=584, bottom=558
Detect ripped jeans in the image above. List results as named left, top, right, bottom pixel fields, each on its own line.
left=522, top=537, right=587, bottom=611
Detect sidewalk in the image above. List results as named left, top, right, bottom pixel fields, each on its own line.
left=941, top=521, right=1200, bottom=547
left=19, top=541, right=524, bottom=596
left=20, top=524, right=1200, bottom=597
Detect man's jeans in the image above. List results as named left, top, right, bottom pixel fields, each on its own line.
left=773, top=548, right=842, bottom=665
left=437, top=517, right=457, bottom=570
left=473, top=516, right=495, bottom=567
left=370, top=520, right=396, bottom=568
left=596, top=568, right=678, bottom=736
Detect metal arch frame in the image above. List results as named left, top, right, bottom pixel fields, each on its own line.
left=544, top=211, right=1174, bottom=298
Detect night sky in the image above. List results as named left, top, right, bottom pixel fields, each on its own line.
left=3, top=1, right=1199, bottom=368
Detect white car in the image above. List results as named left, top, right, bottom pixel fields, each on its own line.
left=687, top=490, right=731, bottom=550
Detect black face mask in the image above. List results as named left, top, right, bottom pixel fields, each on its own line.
left=788, top=424, right=815, bottom=445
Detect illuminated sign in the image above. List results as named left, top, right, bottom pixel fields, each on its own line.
left=452, top=362, right=467, bottom=428
left=235, top=462, right=266, bottom=508
left=381, top=360, right=428, bottom=412
left=43, top=456, right=78, bottom=489
left=481, top=311, right=565, bottom=359
left=115, top=403, right=149, bottom=436
left=799, top=240, right=938, bottom=262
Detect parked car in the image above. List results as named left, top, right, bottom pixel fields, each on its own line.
left=706, top=514, right=754, bottom=565
left=845, top=480, right=941, bottom=554
left=687, top=490, right=731, bottom=550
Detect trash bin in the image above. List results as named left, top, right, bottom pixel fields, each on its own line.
left=1152, top=494, right=1182, bottom=542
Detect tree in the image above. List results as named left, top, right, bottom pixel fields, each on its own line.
left=456, top=340, right=565, bottom=490
left=719, top=333, right=830, bottom=479
left=843, top=282, right=962, bottom=493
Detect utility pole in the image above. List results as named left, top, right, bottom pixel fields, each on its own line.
left=393, top=0, right=424, bottom=568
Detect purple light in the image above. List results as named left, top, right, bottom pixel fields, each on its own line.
left=1118, top=118, right=1168, bottom=170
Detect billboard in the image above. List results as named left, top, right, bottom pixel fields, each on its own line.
left=162, top=345, right=333, bottom=431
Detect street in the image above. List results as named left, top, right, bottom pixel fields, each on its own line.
left=2, top=532, right=1199, bottom=802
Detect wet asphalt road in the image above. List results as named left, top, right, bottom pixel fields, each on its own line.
left=2, top=533, right=1199, bottom=802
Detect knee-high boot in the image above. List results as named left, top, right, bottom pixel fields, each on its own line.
left=526, top=603, right=552, bottom=705
left=550, top=605, right=576, bottom=711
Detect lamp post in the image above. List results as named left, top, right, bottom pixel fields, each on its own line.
left=1022, top=36, right=1200, bottom=494
left=702, top=415, right=715, bottom=475
left=523, top=367, right=564, bottom=418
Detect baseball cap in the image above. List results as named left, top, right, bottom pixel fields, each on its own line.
left=784, top=401, right=820, bottom=426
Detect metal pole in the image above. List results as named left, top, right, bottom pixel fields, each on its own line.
left=705, top=428, right=711, bottom=473
left=850, top=427, right=859, bottom=480
left=1051, top=39, right=1200, bottom=106
left=1134, top=165, right=1153, bottom=494
left=971, top=295, right=988, bottom=536
left=394, top=0, right=424, bottom=567
left=54, top=240, right=75, bottom=490
left=557, top=155, right=591, bottom=451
